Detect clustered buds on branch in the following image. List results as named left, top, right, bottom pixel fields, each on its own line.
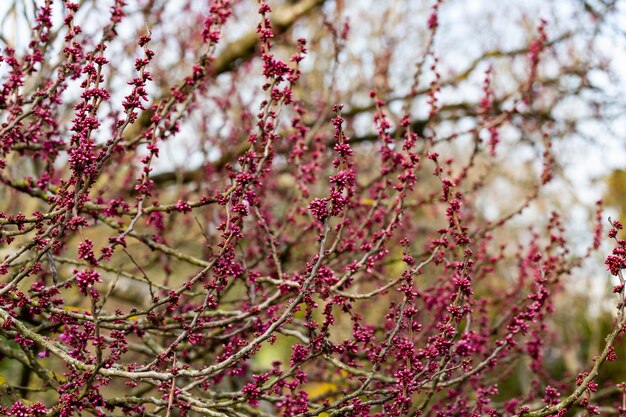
left=0, top=1, right=623, bottom=416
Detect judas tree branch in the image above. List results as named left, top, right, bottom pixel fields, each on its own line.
left=213, top=0, right=327, bottom=75
left=148, top=45, right=579, bottom=187
left=520, top=308, right=626, bottom=417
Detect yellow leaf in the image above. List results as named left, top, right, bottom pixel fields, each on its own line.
left=63, top=306, right=89, bottom=314
left=304, top=382, right=339, bottom=417
left=304, top=381, right=338, bottom=399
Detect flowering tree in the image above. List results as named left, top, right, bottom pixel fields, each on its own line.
left=0, top=0, right=625, bottom=416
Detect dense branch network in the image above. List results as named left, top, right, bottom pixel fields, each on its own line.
left=0, top=1, right=623, bottom=416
